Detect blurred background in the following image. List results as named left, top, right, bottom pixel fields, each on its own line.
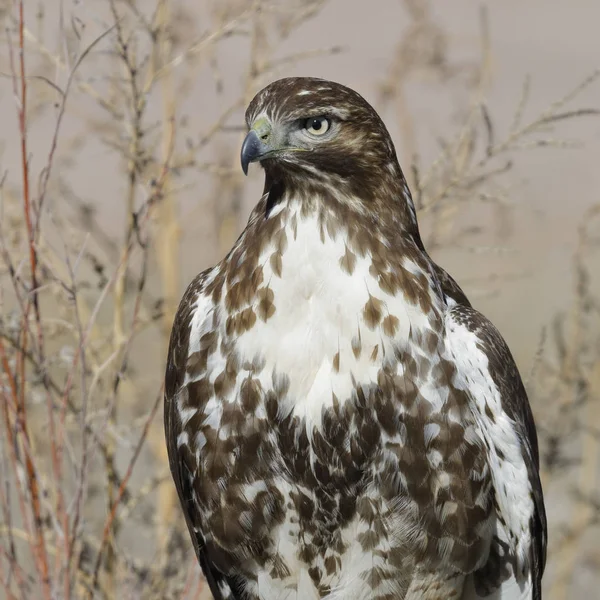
left=0, top=1, right=598, bottom=598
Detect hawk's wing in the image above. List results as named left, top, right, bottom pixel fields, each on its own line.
left=164, top=271, right=243, bottom=600
left=444, top=303, right=547, bottom=600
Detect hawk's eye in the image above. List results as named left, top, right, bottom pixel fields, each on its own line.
left=305, top=116, right=330, bottom=136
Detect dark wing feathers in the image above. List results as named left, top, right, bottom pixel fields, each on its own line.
left=164, top=271, right=242, bottom=600
left=433, top=262, right=472, bottom=308
left=449, top=303, right=547, bottom=599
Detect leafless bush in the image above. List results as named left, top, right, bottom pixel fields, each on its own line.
left=527, top=203, right=600, bottom=600
left=0, top=1, right=597, bottom=599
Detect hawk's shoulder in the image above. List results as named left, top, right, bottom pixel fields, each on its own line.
left=165, top=268, right=211, bottom=399
left=444, top=302, right=547, bottom=599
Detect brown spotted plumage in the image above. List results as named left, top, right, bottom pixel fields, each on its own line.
left=165, top=78, right=546, bottom=600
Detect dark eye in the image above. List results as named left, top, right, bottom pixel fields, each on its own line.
left=305, top=116, right=330, bottom=136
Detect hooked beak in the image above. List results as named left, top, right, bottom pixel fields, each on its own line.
left=241, top=118, right=273, bottom=175
left=240, top=130, right=268, bottom=175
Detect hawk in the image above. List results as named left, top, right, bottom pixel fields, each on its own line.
left=164, top=77, right=546, bottom=600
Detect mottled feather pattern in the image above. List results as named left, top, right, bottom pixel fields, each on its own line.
left=164, top=78, right=546, bottom=600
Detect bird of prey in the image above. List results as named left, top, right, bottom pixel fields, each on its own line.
left=164, top=77, right=546, bottom=600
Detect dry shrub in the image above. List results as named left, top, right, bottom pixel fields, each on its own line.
left=528, top=203, right=600, bottom=600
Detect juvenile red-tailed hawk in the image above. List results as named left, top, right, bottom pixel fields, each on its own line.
left=165, top=78, right=546, bottom=600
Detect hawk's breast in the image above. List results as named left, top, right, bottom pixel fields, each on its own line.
left=223, top=204, right=442, bottom=428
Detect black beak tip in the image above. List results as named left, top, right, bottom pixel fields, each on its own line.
left=240, top=129, right=263, bottom=176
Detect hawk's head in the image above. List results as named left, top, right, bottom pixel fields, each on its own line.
left=241, top=77, right=408, bottom=206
